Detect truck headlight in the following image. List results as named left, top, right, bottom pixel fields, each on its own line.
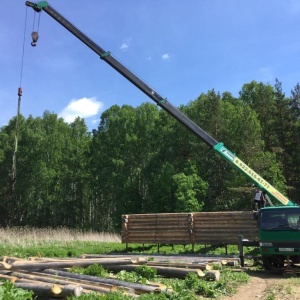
left=259, top=242, right=273, bottom=247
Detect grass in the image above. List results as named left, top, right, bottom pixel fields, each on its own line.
left=0, top=227, right=123, bottom=258
left=265, top=277, right=300, bottom=300
left=0, top=226, right=260, bottom=259
left=0, top=227, right=121, bottom=246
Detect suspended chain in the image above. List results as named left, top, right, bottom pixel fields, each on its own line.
left=11, top=88, right=22, bottom=184
left=9, top=7, right=28, bottom=193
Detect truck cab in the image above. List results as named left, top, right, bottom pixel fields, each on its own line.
left=259, top=206, right=300, bottom=269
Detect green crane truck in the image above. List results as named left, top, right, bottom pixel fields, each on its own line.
left=26, top=1, right=300, bottom=270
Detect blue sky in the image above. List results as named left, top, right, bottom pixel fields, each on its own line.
left=1, top=1, right=300, bottom=131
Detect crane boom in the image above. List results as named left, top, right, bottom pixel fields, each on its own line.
left=25, top=1, right=294, bottom=207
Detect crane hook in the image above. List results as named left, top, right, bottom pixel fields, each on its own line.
left=31, top=31, right=39, bottom=47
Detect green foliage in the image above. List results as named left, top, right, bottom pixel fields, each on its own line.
left=67, top=291, right=133, bottom=300
left=116, top=270, right=141, bottom=283
left=180, top=273, right=220, bottom=298
left=134, top=265, right=157, bottom=280
left=137, top=293, right=167, bottom=300
left=178, top=269, right=249, bottom=298
left=165, top=278, right=198, bottom=300
left=183, top=273, right=200, bottom=290
left=70, top=264, right=108, bottom=277
left=218, top=269, right=249, bottom=295
left=173, top=161, right=207, bottom=212
left=0, top=281, right=34, bottom=300
left=82, top=264, right=108, bottom=277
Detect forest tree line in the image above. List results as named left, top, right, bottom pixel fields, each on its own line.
left=0, top=80, right=300, bottom=231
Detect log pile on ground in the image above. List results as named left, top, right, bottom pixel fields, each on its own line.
left=0, top=254, right=240, bottom=298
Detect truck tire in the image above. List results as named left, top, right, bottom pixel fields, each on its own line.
left=262, top=257, right=273, bottom=270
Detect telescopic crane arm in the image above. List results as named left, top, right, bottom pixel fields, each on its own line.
left=25, top=1, right=294, bottom=207
left=25, top=0, right=217, bottom=148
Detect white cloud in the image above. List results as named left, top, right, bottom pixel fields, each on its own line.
left=162, top=53, right=170, bottom=60
left=120, top=37, right=133, bottom=51
left=120, top=43, right=129, bottom=51
left=59, top=97, right=103, bottom=123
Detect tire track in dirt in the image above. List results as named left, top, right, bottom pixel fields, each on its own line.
left=221, top=275, right=268, bottom=300
left=221, top=270, right=300, bottom=300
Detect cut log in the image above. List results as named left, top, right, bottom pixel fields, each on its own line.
left=145, top=261, right=212, bottom=271
left=0, top=273, right=17, bottom=282
left=2, top=256, right=21, bottom=264
left=225, top=260, right=240, bottom=267
left=0, top=261, right=12, bottom=270
left=0, top=258, right=137, bottom=271
left=80, top=255, right=147, bottom=264
left=42, top=269, right=165, bottom=295
left=204, top=270, right=221, bottom=281
left=105, top=264, right=205, bottom=279
left=13, top=282, right=83, bottom=298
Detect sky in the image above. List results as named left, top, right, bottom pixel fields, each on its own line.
left=1, top=1, right=300, bottom=131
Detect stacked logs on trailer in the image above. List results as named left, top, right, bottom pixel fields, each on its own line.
left=0, top=254, right=241, bottom=298
left=122, top=211, right=258, bottom=248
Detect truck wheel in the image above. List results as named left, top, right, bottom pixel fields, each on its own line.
left=262, top=257, right=273, bottom=270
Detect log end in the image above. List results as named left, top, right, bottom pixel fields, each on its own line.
left=0, top=262, right=12, bottom=270
left=204, top=270, right=221, bottom=281
left=51, top=284, right=62, bottom=295
left=197, top=269, right=205, bottom=277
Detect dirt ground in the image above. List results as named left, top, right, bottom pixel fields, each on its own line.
left=221, top=269, right=300, bottom=300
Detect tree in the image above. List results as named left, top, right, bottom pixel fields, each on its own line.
left=91, top=104, right=162, bottom=229
left=0, top=115, right=26, bottom=226
left=239, top=81, right=277, bottom=150
left=0, top=112, right=92, bottom=228
left=173, top=161, right=207, bottom=212
left=288, top=83, right=300, bottom=203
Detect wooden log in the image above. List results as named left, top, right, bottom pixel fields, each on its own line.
left=105, top=264, right=205, bottom=279
left=204, top=270, right=221, bottom=281
left=2, top=256, right=21, bottom=264
left=12, top=282, right=83, bottom=298
left=7, top=255, right=143, bottom=264
left=0, top=258, right=137, bottom=271
left=42, top=269, right=164, bottom=295
left=81, top=254, right=122, bottom=259
left=0, top=261, right=12, bottom=269
left=80, top=255, right=148, bottom=264
left=225, top=260, right=240, bottom=267
left=145, top=261, right=211, bottom=271
left=0, top=273, right=17, bottom=282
